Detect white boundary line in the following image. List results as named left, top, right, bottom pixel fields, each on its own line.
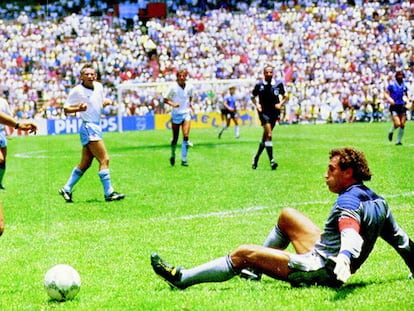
left=174, top=191, right=414, bottom=221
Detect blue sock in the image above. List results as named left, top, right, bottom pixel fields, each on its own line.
left=98, top=169, right=113, bottom=196
left=182, top=140, right=189, bottom=161
left=63, top=167, right=84, bottom=192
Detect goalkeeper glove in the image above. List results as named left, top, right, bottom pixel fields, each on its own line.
left=332, top=253, right=351, bottom=283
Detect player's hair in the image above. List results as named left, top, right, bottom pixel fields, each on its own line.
left=80, top=63, right=95, bottom=75
left=263, top=64, right=274, bottom=73
left=329, top=147, right=372, bottom=182
left=395, top=70, right=405, bottom=79
left=176, top=69, right=188, bottom=77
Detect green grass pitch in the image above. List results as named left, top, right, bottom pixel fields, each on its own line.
left=1, top=121, right=413, bottom=310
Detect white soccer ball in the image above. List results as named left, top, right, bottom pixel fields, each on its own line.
left=44, top=264, right=81, bottom=301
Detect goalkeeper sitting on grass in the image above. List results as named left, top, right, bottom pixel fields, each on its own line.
left=151, top=147, right=414, bottom=289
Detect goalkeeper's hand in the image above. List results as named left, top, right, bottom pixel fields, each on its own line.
left=332, top=254, right=351, bottom=283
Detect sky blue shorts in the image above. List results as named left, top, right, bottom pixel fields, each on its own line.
left=171, top=112, right=191, bottom=125
left=0, top=132, right=7, bottom=148
left=80, top=122, right=102, bottom=146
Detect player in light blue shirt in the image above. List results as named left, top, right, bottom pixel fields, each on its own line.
left=218, top=85, right=240, bottom=139
left=385, top=70, right=408, bottom=145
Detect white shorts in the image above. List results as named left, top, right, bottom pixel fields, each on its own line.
left=288, top=250, right=325, bottom=272
left=80, top=122, right=102, bottom=146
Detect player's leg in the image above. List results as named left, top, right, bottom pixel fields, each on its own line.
left=59, top=146, right=92, bottom=202
left=275, top=207, right=321, bottom=253
left=170, top=123, right=180, bottom=166
left=151, top=245, right=291, bottom=289
left=231, top=245, right=291, bottom=280
left=396, top=114, right=406, bottom=145
left=252, top=117, right=267, bottom=169
left=388, top=111, right=400, bottom=141
left=233, top=116, right=240, bottom=138
left=263, top=121, right=278, bottom=170
left=218, top=112, right=229, bottom=138
left=0, top=201, right=4, bottom=236
left=181, top=119, right=191, bottom=166
left=88, top=140, right=124, bottom=201
left=179, top=245, right=291, bottom=287
left=241, top=208, right=320, bottom=280
left=0, top=145, right=6, bottom=189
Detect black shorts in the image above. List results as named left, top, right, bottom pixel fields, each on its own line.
left=259, top=112, right=279, bottom=127
left=226, top=111, right=236, bottom=119
left=390, top=104, right=407, bottom=116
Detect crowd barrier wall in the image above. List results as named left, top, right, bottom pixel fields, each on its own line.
left=6, top=111, right=257, bottom=136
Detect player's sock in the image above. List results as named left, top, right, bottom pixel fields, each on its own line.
left=171, top=143, right=177, bottom=158
left=98, top=169, right=113, bottom=197
left=397, top=127, right=404, bottom=143
left=255, top=141, right=265, bottom=158
left=218, top=126, right=226, bottom=138
left=263, top=225, right=290, bottom=249
left=235, top=125, right=240, bottom=138
left=265, top=141, right=273, bottom=161
left=181, top=138, right=189, bottom=161
left=63, top=167, right=84, bottom=192
left=179, top=255, right=238, bottom=287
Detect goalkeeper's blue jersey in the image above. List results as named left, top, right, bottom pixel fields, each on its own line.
left=314, top=183, right=410, bottom=273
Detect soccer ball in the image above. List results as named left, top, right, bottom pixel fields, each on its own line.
left=44, top=264, right=81, bottom=301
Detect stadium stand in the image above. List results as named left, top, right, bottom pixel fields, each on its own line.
left=0, top=0, right=412, bottom=123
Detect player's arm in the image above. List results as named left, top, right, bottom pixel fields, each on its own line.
left=103, top=99, right=112, bottom=107
left=163, top=97, right=179, bottom=108
left=384, top=88, right=395, bottom=105
left=64, top=103, right=87, bottom=114
left=223, top=98, right=232, bottom=111
left=251, top=96, right=262, bottom=112
left=276, top=83, right=288, bottom=109
left=189, top=96, right=195, bottom=114
left=332, top=216, right=363, bottom=283
left=276, top=93, right=289, bottom=109
left=0, top=111, right=37, bottom=134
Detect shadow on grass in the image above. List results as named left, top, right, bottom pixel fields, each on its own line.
left=332, top=282, right=368, bottom=300
left=109, top=139, right=256, bottom=152
left=332, top=275, right=410, bottom=301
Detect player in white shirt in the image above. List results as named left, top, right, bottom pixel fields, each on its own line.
left=0, top=109, right=37, bottom=237
left=59, top=64, right=125, bottom=202
left=163, top=69, right=194, bottom=166
left=0, top=97, right=12, bottom=190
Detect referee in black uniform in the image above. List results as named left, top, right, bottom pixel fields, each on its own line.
left=251, top=65, right=288, bottom=170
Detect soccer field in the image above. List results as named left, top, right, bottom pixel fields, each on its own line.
left=1, top=121, right=413, bottom=310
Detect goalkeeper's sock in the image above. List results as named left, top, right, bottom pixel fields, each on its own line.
left=263, top=225, right=289, bottom=249
left=179, top=255, right=238, bottom=288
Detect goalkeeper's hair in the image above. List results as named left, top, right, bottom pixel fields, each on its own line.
left=329, top=147, right=372, bottom=182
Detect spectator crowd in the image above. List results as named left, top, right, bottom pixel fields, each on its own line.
left=0, top=0, right=413, bottom=123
